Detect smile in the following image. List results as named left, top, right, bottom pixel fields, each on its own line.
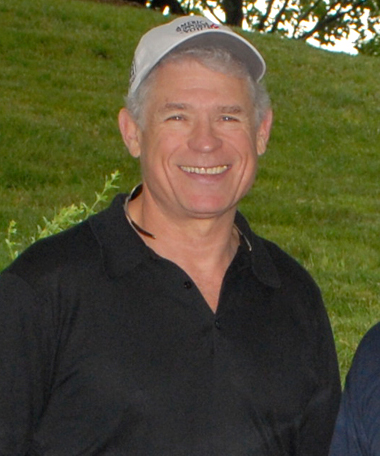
left=180, top=165, right=228, bottom=175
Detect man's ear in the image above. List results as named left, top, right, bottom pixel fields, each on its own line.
left=256, top=109, right=273, bottom=156
left=118, top=108, right=142, bottom=158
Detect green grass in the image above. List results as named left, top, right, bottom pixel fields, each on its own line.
left=1, top=0, right=380, bottom=382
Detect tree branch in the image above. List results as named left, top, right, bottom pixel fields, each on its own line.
left=270, top=0, right=291, bottom=33
left=292, top=0, right=324, bottom=36
left=258, top=0, right=277, bottom=30
left=298, top=0, right=367, bottom=40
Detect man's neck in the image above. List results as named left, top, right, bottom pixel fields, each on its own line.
left=127, top=191, right=238, bottom=259
left=126, top=192, right=240, bottom=312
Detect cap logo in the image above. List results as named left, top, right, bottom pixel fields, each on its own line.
left=175, top=19, right=219, bottom=34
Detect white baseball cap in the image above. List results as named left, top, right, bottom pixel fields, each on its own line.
left=129, top=15, right=266, bottom=96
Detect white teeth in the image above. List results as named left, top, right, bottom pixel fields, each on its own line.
left=180, top=165, right=228, bottom=175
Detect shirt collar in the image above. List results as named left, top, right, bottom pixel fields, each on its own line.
left=89, top=193, right=281, bottom=289
left=234, top=211, right=281, bottom=289
left=88, top=193, right=148, bottom=278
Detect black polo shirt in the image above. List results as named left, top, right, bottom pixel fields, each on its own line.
left=0, top=193, right=340, bottom=455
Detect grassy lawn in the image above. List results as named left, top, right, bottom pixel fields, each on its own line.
left=1, top=0, right=379, bottom=382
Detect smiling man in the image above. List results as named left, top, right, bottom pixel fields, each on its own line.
left=0, top=16, right=340, bottom=456
left=118, top=53, right=270, bottom=312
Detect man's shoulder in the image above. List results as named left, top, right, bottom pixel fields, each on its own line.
left=235, top=211, right=320, bottom=294
left=341, top=323, right=380, bottom=444
left=3, top=216, right=99, bottom=285
left=260, top=236, right=314, bottom=279
left=350, top=323, right=380, bottom=382
left=359, top=323, right=380, bottom=352
left=2, top=193, right=130, bottom=285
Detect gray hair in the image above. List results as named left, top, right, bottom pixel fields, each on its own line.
left=126, top=46, right=271, bottom=129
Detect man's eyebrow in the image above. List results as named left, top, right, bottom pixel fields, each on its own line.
left=159, top=102, right=189, bottom=112
left=217, top=105, right=245, bottom=114
left=158, top=103, right=247, bottom=114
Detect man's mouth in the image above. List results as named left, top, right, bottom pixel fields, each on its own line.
left=180, top=165, right=228, bottom=175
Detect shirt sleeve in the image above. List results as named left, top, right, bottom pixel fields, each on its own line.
left=329, top=323, right=380, bottom=456
left=0, top=272, right=52, bottom=455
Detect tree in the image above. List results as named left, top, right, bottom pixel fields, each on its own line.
left=150, top=0, right=185, bottom=15
left=221, top=0, right=244, bottom=26
left=136, top=0, right=380, bottom=52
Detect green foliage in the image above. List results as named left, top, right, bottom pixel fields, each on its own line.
left=4, top=221, right=19, bottom=262
left=5, top=171, right=120, bottom=261
left=356, top=34, right=380, bottom=56
left=0, top=0, right=379, bottom=383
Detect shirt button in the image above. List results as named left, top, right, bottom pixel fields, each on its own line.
left=215, top=320, right=221, bottom=330
left=183, top=281, right=192, bottom=289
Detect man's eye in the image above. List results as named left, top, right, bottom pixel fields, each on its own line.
left=222, top=116, right=238, bottom=122
left=167, top=115, right=184, bottom=121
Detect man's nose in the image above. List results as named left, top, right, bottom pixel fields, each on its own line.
left=187, top=120, right=222, bottom=153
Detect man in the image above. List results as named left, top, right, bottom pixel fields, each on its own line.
left=329, top=323, right=380, bottom=455
left=0, top=15, right=340, bottom=455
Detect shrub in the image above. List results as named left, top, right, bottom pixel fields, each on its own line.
left=5, top=171, right=120, bottom=262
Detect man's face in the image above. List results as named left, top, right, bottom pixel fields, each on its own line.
left=124, top=59, right=270, bottom=223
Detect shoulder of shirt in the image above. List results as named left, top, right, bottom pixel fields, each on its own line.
left=1, top=193, right=129, bottom=286
left=349, top=323, right=380, bottom=381
left=340, top=323, right=380, bottom=415
left=2, top=218, right=97, bottom=284
left=235, top=211, right=320, bottom=293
